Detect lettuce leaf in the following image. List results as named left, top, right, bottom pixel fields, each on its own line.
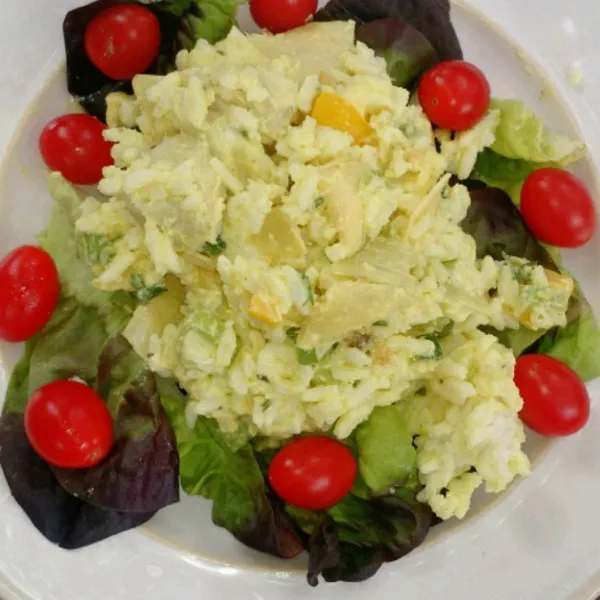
left=306, top=490, right=432, bottom=586
left=354, top=18, right=437, bottom=88
left=1, top=305, right=180, bottom=546
left=315, top=0, right=463, bottom=62
left=4, top=299, right=109, bottom=413
left=53, top=337, right=180, bottom=513
left=462, top=187, right=557, bottom=269
left=43, top=174, right=135, bottom=335
left=490, top=99, right=586, bottom=164
left=354, top=406, right=416, bottom=494
left=536, top=302, right=600, bottom=382
left=159, top=380, right=304, bottom=559
left=177, top=0, right=246, bottom=47
left=64, top=0, right=244, bottom=120
left=0, top=413, right=156, bottom=550
left=470, top=149, right=539, bottom=204
left=463, top=185, right=600, bottom=379
left=43, top=174, right=113, bottom=310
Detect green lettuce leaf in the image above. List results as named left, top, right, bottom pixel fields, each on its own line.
left=470, top=149, right=538, bottom=204
left=159, top=380, right=304, bottom=559
left=177, top=0, right=246, bottom=47
left=536, top=305, right=600, bottom=382
left=3, top=299, right=109, bottom=414
left=43, top=173, right=112, bottom=310
left=354, top=406, right=416, bottom=494
left=43, top=173, right=134, bottom=335
left=490, top=99, right=586, bottom=164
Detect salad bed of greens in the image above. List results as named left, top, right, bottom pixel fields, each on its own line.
left=0, top=0, right=598, bottom=587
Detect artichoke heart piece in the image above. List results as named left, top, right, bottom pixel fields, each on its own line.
left=330, top=237, right=415, bottom=286
left=298, top=282, right=404, bottom=348
left=250, top=21, right=356, bottom=83
left=252, top=208, right=307, bottom=268
left=325, top=162, right=370, bottom=262
left=124, top=275, right=185, bottom=359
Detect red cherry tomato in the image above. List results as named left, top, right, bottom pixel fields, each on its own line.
left=514, top=354, right=590, bottom=437
left=84, top=3, right=161, bottom=81
left=25, top=381, right=114, bottom=469
left=39, top=114, right=114, bottom=185
left=250, top=0, right=318, bottom=34
left=268, top=436, right=357, bottom=510
left=520, top=168, right=597, bottom=248
left=0, top=246, right=60, bottom=343
left=418, top=60, right=491, bottom=131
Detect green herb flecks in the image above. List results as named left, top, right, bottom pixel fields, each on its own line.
left=202, top=235, right=227, bottom=256
left=130, top=274, right=167, bottom=305
left=301, top=273, right=315, bottom=305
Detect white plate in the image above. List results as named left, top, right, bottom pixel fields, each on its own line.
left=1, top=1, right=600, bottom=598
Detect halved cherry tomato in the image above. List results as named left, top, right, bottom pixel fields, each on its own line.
left=25, top=381, right=114, bottom=469
left=418, top=60, right=491, bottom=131
left=268, top=436, right=357, bottom=510
left=514, top=354, right=590, bottom=437
left=39, top=114, right=113, bottom=185
left=85, top=3, right=161, bottom=81
left=520, top=168, right=597, bottom=248
left=250, top=0, right=318, bottom=34
left=0, top=246, right=60, bottom=342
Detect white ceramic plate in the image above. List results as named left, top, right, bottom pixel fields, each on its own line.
left=1, top=1, right=600, bottom=598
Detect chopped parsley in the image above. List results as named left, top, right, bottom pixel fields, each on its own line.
left=130, top=274, right=167, bottom=305
left=297, top=348, right=319, bottom=366
left=301, top=272, right=315, bottom=304
left=202, top=235, right=227, bottom=256
left=373, top=320, right=389, bottom=327
left=417, top=322, right=454, bottom=361
left=286, top=327, right=300, bottom=342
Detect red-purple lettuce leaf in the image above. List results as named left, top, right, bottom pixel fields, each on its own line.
left=52, top=337, right=180, bottom=513
left=355, top=19, right=438, bottom=88
left=304, top=492, right=433, bottom=586
left=315, top=0, right=463, bottom=62
left=0, top=413, right=156, bottom=549
left=1, top=306, right=180, bottom=546
left=462, top=187, right=558, bottom=269
left=159, top=379, right=304, bottom=559
left=64, top=0, right=241, bottom=120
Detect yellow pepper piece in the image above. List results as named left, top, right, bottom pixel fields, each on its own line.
left=543, top=269, right=574, bottom=295
left=248, top=293, right=282, bottom=325
left=311, top=92, right=373, bottom=145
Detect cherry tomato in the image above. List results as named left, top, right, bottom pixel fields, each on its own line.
left=268, top=436, right=357, bottom=510
left=418, top=60, right=491, bottom=131
left=39, top=114, right=113, bottom=185
left=25, top=381, right=114, bottom=469
left=514, top=354, right=590, bottom=437
left=84, top=3, right=161, bottom=81
left=250, top=0, right=318, bottom=34
left=520, top=168, right=597, bottom=248
left=0, top=246, right=60, bottom=343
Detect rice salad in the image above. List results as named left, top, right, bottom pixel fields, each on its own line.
left=49, top=22, right=572, bottom=521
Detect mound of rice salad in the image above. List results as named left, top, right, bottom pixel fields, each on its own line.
left=68, top=21, right=571, bottom=519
